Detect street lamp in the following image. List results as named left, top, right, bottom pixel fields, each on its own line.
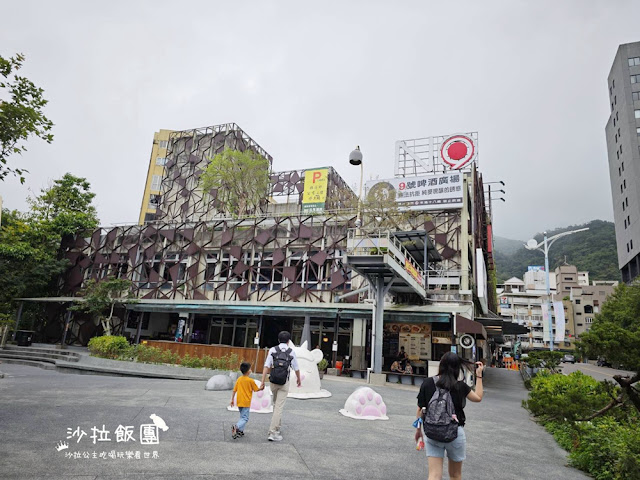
left=349, top=146, right=364, bottom=229
left=524, top=228, right=589, bottom=351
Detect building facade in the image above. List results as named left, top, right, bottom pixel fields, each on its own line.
left=606, top=41, right=640, bottom=283
left=43, top=125, right=497, bottom=372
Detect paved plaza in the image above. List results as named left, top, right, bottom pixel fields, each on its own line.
left=0, top=364, right=588, bottom=480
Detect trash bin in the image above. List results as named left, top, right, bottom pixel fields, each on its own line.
left=15, top=330, right=34, bottom=347
left=335, top=361, right=343, bottom=375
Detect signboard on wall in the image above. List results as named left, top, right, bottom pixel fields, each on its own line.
left=404, top=258, right=423, bottom=285
left=302, top=168, right=328, bottom=214
left=365, top=172, right=463, bottom=211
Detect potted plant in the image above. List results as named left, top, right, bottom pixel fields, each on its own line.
left=317, top=358, right=328, bottom=379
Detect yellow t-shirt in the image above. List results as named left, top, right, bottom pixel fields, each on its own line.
left=234, top=375, right=259, bottom=408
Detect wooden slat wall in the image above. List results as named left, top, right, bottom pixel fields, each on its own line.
left=144, top=340, right=268, bottom=367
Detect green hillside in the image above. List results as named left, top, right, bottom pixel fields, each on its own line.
left=494, top=220, right=621, bottom=284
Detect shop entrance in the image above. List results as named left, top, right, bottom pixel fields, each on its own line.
left=261, top=317, right=293, bottom=348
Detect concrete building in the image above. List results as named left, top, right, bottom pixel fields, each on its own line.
left=570, top=282, right=617, bottom=337
left=606, top=41, right=640, bottom=283
left=523, top=268, right=556, bottom=291
left=555, top=264, right=581, bottom=297
left=20, top=125, right=500, bottom=377
left=139, top=129, right=173, bottom=224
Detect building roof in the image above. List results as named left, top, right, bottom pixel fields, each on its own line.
left=504, top=277, right=525, bottom=285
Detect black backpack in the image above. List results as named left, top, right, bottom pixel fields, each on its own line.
left=422, top=376, right=459, bottom=443
left=269, top=347, right=293, bottom=385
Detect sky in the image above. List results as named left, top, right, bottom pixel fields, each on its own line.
left=1, top=0, right=639, bottom=240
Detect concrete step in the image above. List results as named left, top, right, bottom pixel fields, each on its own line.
left=0, top=358, right=56, bottom=370
left=2, top=345, right=81, bottom=362
left=0, top=351, right=79, bottom=365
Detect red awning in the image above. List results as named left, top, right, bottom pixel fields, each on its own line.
left=456, top=315, right=487, bottom=339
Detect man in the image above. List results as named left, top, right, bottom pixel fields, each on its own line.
left=398, top=346, right=408, bottom=370
left=260, top=331, right=301, bottom=442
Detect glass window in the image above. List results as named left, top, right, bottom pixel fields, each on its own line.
left=151, top=174, right=162, bottom=191
left=634, top=92, right=640, bottom=101
left=209, top=318, right=222, bottom=344
left=221, top=319, right=234, bottom=345
left=156, top=157, right=167, bottom=166
left=158, top=140, right=168, bottom=149
left=233, top=319, right=247, bottom=347
left=629, top=57, right=640, bottom=67
left=635, top=110, right=640, bottom=119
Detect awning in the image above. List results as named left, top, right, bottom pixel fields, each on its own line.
left=456, top=315, right=487, bottom=339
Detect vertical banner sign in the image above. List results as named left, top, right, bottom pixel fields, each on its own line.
left=404, top=258, right=423, bottom=286
left=541, top=303, right=550, bottom=342
left=302, top=168, right=329, bottom=214
left=553, top=301, right=565, bottom=342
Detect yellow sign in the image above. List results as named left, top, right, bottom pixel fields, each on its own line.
left=404, top=258, right=423, bottom=285
left=302, top=168, right=329, bottom=214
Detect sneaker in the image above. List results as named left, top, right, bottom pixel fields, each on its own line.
left=231, top=425, right=238, bottom=439
left=237, top=430, right=244, bottom=437
left=268, top=432, right=283, bottom=442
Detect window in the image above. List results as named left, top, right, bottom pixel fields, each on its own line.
left=621, top=184, right=624, bottom=194
left=616, top=111, right=619, bottom=121
left=626, top=197, right=629, bottom=207
left=619, top=167, right=622, bottom=177
left=584, top=305, right=593, bottom=314
left=585, top=317, right=593, bottom=324
left=628, top=215, right=631, bottom=226
left=148, top=194, right=161, bottom=209
left=564, top=277, right=574, bottom=281
left=635, top=110, right=640, bottom=119
left=623, top=162, right=625, bottom=172
left=625, top=219, right=627, bottom=228
left=635, top=92, right=640, bottom=101
left=632, top=75, right=640, bottom=84
left=629, top=57, right=640, bottom=67
left=155, top=157, right=167, bottom=166
left=631, top=239, right=634, bottom=250
left=615, top=95, right=617, bottom=105
left=575, top=299, right=581, bottom=305
left=150, top=174, right=162, bottom=191
left=618, top=127, right=621, bottom=136
left=615, top=133, right=618, bottom=142
left=158, top=140, right=168, bottom=149
left=614, top=117, right=616, bottom=127
left=613, top=79, right=615, bottom=88
left=637, top=127, right=640, bottom=136
left=577, top=323, right=583, bottom=327
left=627, top=242, right=630, bottom=253
left=624, top=179, right=627, bottom=189
left=623, top=201, right=626, bottom=211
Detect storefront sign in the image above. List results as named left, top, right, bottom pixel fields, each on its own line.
left=301, top=168, right=329, bottom=214
left=365, top=172, right=463, bottom=211
left=431, top=335, right=452, bottom=345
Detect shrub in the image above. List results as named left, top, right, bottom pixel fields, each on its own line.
left=317, top=358, right=328, bottom=371
left=88, top=336, right=131, bottom=359
left=524, top=371, right=612, bottom=421
left=179, top=353, right=203, bottom=369
left=135, top=345, right=164, bottom=364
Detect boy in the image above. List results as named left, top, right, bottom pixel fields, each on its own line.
left=230, top=362, right=264, bottom=439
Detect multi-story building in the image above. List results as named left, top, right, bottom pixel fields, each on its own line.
left=606, top=41, right=640, bottom=283
left=570, top=282, right=617, bottom=337
left=523, top=267, right=556, bottom=291
left=139, top=129, right=173, bottom=224
left=22, top=125, right=498, bottom=375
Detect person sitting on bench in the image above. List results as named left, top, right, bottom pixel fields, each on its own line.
left=390, top=360, right=404, bottom=373
left=404, top=360, right=413, bottom=374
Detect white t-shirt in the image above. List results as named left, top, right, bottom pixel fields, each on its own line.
left=264, top=343, right=300, bottom=371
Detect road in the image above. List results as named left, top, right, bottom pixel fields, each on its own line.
left=560, top=362, right=636, bottom=382
left=0, top=364, right=589, bottom=480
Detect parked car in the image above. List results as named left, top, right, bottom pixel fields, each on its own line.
left=597, top=357, right=612, bottom=367
left=562, top=354, right=576, bottom=364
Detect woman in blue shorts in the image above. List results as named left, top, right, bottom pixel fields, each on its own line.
left=415, top=352, right=484, bottom=480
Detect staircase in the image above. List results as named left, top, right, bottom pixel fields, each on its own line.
left=0, top=345, right=82, bottom=370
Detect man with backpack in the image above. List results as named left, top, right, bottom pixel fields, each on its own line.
left=260, top=331, right=301, bottom=442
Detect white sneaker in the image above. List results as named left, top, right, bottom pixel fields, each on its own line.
left=268, top=432, right=283, bottom=442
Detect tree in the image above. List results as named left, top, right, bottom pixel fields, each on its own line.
left=70, top=278, right=137, bottom=336
left=200, top=148, right=270, bottom=217
left=0, top=174, right=99, bottom=336
left=579, top=281, right=640, bottom=412
left=28, top=173, right=99, bottom=252
left=0, top=53, right=54, bottom=183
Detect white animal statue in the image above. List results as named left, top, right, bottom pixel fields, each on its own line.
left=339, top=387, right=388, bottom=420
left=227, top=379, right=273, bottom=414
left=285, top=340, right=331, bottom=399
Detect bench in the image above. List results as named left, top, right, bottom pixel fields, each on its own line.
left=383, top=371, right=428, bottom=386
left=347, top=369, right=368, bottom=379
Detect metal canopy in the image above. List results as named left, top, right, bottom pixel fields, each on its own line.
left=391, top=230, right=442, bottom=264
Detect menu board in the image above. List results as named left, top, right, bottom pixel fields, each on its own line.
left=399, top=332, right=432, bottom=360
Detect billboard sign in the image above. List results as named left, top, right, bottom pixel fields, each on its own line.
left=404, top=258, right=423, bottom=286
left=440, top=134, right=476, bottom=170
left=365, top=172, right=463, bottom=211
left=527, top=266, right=545, bottom=272
left=301, top=168, right=328, bottom=214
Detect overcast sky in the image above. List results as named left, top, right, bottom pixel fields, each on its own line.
left=1, top=0, right=639, bottom=240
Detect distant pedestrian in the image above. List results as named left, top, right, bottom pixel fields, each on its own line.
left=398, top=346, right=409, bottom=369
left=230, top=362, right=263, bottom=439
left=260, top=331, right=301, bottom=442
left=415, top=352, right=484, bottom=480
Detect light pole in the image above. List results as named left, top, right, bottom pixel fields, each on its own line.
left=524, top=227, right=589, bottom=351
left=349, top=146, right=364, bottom=229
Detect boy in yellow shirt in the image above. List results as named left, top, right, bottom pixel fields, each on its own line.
left=230, top=362, right=264, bottom=439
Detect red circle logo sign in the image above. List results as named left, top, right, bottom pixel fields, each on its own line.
left=440, top=135, right=475, bottom=170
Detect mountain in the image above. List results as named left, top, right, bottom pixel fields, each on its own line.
left=493, top=220, right=621, bottom=284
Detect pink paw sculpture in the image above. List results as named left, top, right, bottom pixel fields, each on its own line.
left=339, top=387, right=388, bottom=420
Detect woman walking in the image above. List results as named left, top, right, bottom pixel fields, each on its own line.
left=415, top=352, right=484, bottom=480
